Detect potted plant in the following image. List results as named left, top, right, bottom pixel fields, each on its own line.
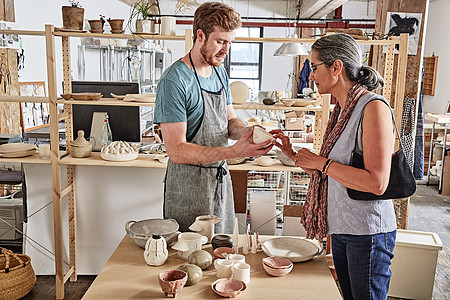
left=108, top=18, right=125, bottom=34
left=127, top=0, right=160, bottom=34
left=62, top=0, right=85, bottom=31
left=88, top=15, right=106, bottom=33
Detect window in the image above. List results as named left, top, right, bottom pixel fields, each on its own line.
left=224, top=27, right=263, bottom=100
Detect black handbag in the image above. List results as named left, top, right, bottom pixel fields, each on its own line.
left=347, top=99, right=416, bottom=200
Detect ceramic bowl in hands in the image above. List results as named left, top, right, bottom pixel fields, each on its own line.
left=275, top=149, right=295, bottom=167
left=253, top=127, right=275, bottom=144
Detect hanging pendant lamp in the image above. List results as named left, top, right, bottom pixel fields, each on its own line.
left=273, top=34, right=308, bottom=56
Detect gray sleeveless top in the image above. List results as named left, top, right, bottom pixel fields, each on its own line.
left=327, top=92, right=397, bottom=235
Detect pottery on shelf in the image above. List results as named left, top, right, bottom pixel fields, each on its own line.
left=254, top=156, right=275, bottom=167
left=100, top=141, right=139, bottom=161
left=144, top=234, right=168, bottom=266
left=188, top=250, right=212, bottom=270
left=211, top=235, right=233, bottom=250
left=253, top=127, right=275, bottom=144
left=88, top=19, right=105, bottom=33
left=158, top=270, right=188, bottom=298
left=177, top=264, right=202, bottom=286
left=188, top=214, right=222, bottom=244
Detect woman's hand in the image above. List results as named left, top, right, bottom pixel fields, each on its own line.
left=295, top=148, right=327, bottom=171
left=270, top=129, right=296, bottom=161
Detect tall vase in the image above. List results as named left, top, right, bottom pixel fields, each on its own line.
left=136, top=19, right=157, bottom=34
left=161, top=16, right=176, bottom=36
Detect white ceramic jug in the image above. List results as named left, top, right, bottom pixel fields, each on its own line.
left=189, top=215, right=222, bottom=243
left=144, top=234, right=168, bottom=266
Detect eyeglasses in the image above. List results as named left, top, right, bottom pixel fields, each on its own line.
left=310, top=62, right=326, bottom=72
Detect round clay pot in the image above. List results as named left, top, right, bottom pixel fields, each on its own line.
left=188, top=250, right=212, bottom=270
left=177, top=264, right=202, bottom=286
left=211, top=235, right=233, bottom=250
left=158, top=270, right=187, bottom=297
left=88, top=20, right=105, bottom=33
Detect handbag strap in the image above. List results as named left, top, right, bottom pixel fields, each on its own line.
left=354, top=96, right=404, bottom=154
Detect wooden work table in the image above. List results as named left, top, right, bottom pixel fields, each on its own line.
left=82, top=235, right=341, bottom=299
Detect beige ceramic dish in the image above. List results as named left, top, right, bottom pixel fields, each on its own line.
left=0, top=143, right=36, bottom=153
left=262, top=261, right=293, bottom=277
left=254, top=156, right=275, bottom=167
left=262, top=237, right=322, bottom=262
left=280, top=99, right=295, bottom=107
left=0, top=150, right=36, bottom=158
left=211, top=278, right=247, bottom=298
left=262, top=256, right=294, bottom=269
left=60, top=93, right=102, bottom=100
left=253, top=127, right=275, bottom=144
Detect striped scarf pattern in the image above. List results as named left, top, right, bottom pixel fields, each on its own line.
left=301, top=84, right=368, bottom=240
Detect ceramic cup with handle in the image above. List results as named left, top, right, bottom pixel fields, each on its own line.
left=232, top=262, right=251, bottom=284
left=214, top=258, right=233, bottom=278
left=228, top=253, right=245, bottom=265
left=171, top=232, right=208, bottom=260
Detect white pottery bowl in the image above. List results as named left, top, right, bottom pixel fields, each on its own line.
left=254, top=156, right=275, bottom=167
left=253, top=127, right=275, bottom=144
left=262, top=237, right=322, bottom=262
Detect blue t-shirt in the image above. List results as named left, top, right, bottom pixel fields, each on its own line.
left=154, top=60, right=232, bottom=141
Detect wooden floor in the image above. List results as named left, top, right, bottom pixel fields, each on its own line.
left=18, top=184, right=450, bottom=300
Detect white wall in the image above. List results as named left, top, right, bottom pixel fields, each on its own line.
left=422, top=0, right=449, bottom=114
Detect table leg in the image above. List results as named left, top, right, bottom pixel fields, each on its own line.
left=426, top=122, right=435, bottom=185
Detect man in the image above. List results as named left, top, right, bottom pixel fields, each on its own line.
left=154, top=2, right=273, bottom=233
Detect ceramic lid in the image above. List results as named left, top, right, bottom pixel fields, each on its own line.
left=70, top=130, right=91, bottom=148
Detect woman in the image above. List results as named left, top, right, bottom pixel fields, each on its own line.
left=273, top=33, right=397, bottom=300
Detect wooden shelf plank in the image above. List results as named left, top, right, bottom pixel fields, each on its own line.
left=0, top=95, right=49, bottom=103
left=233, top=102, right=324, bottom=112
left=0, top=153, right=50, bottom=164
left=56, top=97, right=155, bottom=106
left=58, top=152, right=302, bottom=171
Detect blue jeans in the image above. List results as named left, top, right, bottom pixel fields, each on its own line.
left=331, top=231, right=396, bottom=300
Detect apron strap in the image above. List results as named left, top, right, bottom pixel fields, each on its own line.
left=197, top=160, right=227, bottom=183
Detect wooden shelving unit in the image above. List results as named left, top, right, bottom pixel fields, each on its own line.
left=423, top=56, right=438, bottom=96
left=0, top=26, right=409, bottom=299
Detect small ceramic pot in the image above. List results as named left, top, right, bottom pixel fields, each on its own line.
left=177, top=264, right=202, bottom=286
left=188, top=250, right=212, bottom=270
left=158, top=270, right=187, bottom=298
left=144, top=234, right=168, bottom=266
left=211, top=235, right=233, bottom=250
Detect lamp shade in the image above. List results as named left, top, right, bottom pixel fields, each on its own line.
left=274, top=42, right=308, bottom=56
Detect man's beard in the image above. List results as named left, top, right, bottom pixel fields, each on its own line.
left=200, top=42, right=225, bottom=67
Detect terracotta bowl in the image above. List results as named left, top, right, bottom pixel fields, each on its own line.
left=211, top=278, right=247, bottom=298
left=213, top=247, right=236, bottom=259
left=262, top=261, right=293, bottom=277
left=262, top=256, right=293, bottom=269
left=158, top=270, right=188, bottom=297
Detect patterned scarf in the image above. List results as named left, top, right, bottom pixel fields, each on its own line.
left=301, top=84, right=368, bottom=240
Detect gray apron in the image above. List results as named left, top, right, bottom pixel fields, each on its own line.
left=163, top=53, right=235, bottom=234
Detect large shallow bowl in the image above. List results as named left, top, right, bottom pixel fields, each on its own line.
left=262, top=237, right=322, bottom=262
left=212, top=278, right=247, bottom=298
left=125, top=218, right=179, bottom=248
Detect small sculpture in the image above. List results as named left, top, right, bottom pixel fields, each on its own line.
left=144, top=234, right=168, bottom=266
left=100, top=141, right=139, bottom=161
left=189, top=215, right=222, bottom=243
left=232, top=217, right=239, bottom=254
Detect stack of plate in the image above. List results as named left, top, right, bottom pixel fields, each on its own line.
left=0, top=143, right=37, bottom=158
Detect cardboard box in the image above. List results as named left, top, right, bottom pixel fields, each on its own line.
left=285, top=111, right=304, bottom=130
left=389, top=229, right=443, bottom=300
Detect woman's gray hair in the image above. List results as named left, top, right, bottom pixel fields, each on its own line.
left=311, top=33, right=384, bottom=91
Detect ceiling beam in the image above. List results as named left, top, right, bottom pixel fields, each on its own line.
left=299, top=0, right=350, bottom=18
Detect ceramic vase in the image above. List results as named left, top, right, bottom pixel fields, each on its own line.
left=144, top=234, right=168, bottom=266
left=189, top=214, right=222, bottom=243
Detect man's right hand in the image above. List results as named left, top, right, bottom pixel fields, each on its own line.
left=230, top=127, right=274, bottom=158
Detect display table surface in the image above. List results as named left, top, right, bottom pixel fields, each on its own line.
left=82, top=235, right=341, bottom=299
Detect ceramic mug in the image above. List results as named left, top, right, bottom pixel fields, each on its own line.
left=232, top=262, right=251, bottom=284
left=228, top=254, right=245, bottom=265
left=172, top=232, right=208, bottom=260
left=214, top=258, right=233, bottom=278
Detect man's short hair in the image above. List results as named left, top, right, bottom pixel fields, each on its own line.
left=193, top=2, right=241, bottom=42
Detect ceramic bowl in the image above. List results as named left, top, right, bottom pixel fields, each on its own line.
left=253, top=127, right=275, bottom=144
left=158, top=270, right=188, bottom=297
left=262, top=256, right=293, bottom=269
left=177, top=264, right=202, bottom=286
left=281, top=99, right=295, bottom=107
left=211, top=278, right=247, bottom=298
left=125, top=219, right=180, bottom=248
left=275, top=149, right=295, bottom=167
left=261, top=237, right=322, bottom=262
left=254, top=156, right=275, bottom=167
left=262, top=261, right=293, bottom=277
left=188, top=250, right=213, bottom=270
left=213, top=247, right=236, bottom=259
left=211, top=235, right=233, bottom=250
